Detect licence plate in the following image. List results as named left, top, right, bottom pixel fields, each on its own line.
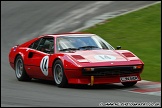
left=120, top=76, right=139, bottom=82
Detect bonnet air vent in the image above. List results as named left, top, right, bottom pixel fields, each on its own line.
left=71, top=55, right=85, bottom=60
left=122, top=52, right=135, bottom=57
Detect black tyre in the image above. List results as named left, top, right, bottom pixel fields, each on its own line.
left=121, top=81, right=137, bottom=87
left=15, top=55, right=31, bottom=81
left=53, top=60, right=68, bottom=87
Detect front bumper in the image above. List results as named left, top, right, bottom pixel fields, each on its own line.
left=67, top=74, right=141, bottom=85
left=65, top=66, right=142, bottom=85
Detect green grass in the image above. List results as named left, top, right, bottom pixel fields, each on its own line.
left=82, top=3, right=161, bottom=82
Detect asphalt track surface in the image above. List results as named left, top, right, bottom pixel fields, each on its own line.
left=1, top=1, right=161, bottom=107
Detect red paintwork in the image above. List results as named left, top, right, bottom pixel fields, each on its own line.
left=8, top=33, right=144, bottom=85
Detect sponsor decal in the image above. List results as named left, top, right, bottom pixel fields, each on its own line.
left=94, top=55, right=116, bottom=61
left=40, top=56, right=49, bottom=76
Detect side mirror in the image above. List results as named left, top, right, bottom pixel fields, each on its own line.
left=116, top=46, right=121, bottom=50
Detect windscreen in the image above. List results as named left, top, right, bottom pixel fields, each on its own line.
left=56, top=35, right=115, bottom=51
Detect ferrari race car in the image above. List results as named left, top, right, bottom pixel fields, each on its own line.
left=9, top=32, right=144, bottom=87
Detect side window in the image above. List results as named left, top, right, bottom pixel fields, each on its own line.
left=37, top=38, right=46, bottom=51
left=39, top=38, right=54, bottom=54
left=29, top=38, right=42, bottom=49
left=29, top=37, right=54, bottom=54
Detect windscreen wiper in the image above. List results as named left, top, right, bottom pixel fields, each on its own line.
left=59, top=48, right=79, bottom=51
left=78, top=46, right=100, bottom=50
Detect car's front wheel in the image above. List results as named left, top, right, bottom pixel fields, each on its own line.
left=53, top=60, right=68, bottom=87
left=15, top=55, right=31, bottom=81
left=121, top=81, right=137, bottom=87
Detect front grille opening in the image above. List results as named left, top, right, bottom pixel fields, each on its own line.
left=82, top=66, right=142, bottom=76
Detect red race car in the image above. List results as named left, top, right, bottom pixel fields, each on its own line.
left=9, top=32, right=144, bottom=87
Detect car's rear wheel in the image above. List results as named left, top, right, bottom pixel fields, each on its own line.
left=121, top=81, right=137, bottom=87
left=53, top=60, right=68, bottom=87
left=15, top=55, right=31, bottom=81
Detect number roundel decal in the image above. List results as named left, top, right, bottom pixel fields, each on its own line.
left=40, top=56, right=49, bottom=76
left=94, top=55, right=116, bottom=61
